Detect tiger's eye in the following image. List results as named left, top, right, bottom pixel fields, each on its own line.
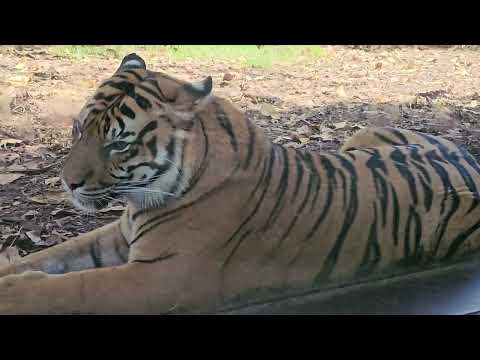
left=106, top=141, right=130, bottom=154
left=111, top=141, right=129, bottom=151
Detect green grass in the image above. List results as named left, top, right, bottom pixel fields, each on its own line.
left=165, top=45, right=324, bottom=68
left=48, top=45, right=324, bottom=68
left=48, top=45, right=163, bottom=60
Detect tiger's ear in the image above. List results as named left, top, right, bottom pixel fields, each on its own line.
left=115, top=53, right=147, bottom=73
left=175, top=76, right=213, bottom=111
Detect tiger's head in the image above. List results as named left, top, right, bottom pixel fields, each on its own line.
left=61, top=53, right=213, bottom=211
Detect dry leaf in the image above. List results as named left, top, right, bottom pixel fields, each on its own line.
left=7, top=74, right=30, bottom=85
left=22, top=210, right=39, bottom=220
left=296, top=125, right=313, bottom=136
left=51, top=208, right=76, bottom=218
left=223, top=73, right=235, bottom=82
left=29, top=191, right=69, bottom=205
left=0, top=138, right=23, bottom=148
left=99, top=205, right=125, bottom=215
left=25, top=230, right=42, bottom=244
left=14, top=63, right=27, bottom=70
left=334, top=121, right=347, bottom=129
left=45, top=177, right=61, bottom=186
left=259, top=103, right=278, bottom=117
left=0, top=173, right=24, bottom=185
left=336, top=85, right=348, bottom=98
left=6, top=160, right=41, bottom=172
left=284, top=142, right=303, bottom=149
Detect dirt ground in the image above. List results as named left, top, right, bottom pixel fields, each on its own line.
left=1, top=45, right=480, bottom=260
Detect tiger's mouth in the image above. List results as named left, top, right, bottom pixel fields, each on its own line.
left=71, top=188, right=120, bottom=211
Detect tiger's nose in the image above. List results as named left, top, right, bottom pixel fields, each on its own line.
left=68, top=180, right=85, bottom=191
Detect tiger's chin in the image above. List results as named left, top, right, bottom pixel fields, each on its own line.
left=70, top=196, right=111, bottom=212
left=126, top=193, right=169, bottom=211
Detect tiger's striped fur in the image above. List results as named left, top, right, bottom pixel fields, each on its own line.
left=1, top=53, right=480, bottom=314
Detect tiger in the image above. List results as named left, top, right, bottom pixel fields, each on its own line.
left=0, top=53, right=480, bottom=314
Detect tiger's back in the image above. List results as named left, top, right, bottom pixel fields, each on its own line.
left=203, top=125, right=480, bottom=303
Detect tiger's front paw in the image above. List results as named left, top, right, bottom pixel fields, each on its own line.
left=0, top=271, right=52, bottom=314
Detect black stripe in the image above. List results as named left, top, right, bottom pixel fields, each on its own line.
left=213, top=101, right=238, bottom=152
left=445, top=218, right=480, bottom=259
left=277, top=151, right=315, bottom=251
left=390, top=148, right=418, bottom=205
left=168, top=138, right=186, bottom=195
left=344, top=151, right=356, bottom=160
left=223, top=146, right=276, bottom=252
left=121, top=69, right=144, bottom=82
left=356, top=202, right=380, bottom=277
left=146, top=136, right=157, bottom=157
left=364, top=148, right=389, bottom=227
left=304, top=153, right=322, bottom=212
left=315, top=154, right=359, bottom=281
left=89, top=239, right=103, bottom=268
left=146, top=78, right=172, bottom=102
left=181, top=117, right=209, bottom=198
left=388, top=128, right=409, bottom=145
left=136, top=83, right=163, bottom=102
left=422, top=149, right=460, bottom=256
left=260, top=146, right=289, bottom=231
left=110, top=172, right=133, bottom=180
left=418, top=133, right=480, bottom=213
left=120, top=103, right=135, bottom=119
left=222, top=230, right=252, bottom=269
left=112, top=74, right=129, bottom=81
left=132, top=253, right=177, bottom=264
left=402, top=205, right=423, bottom=263
left=103, top=114, right=111, bottom=137
left=115, top=116, right=126, bottom=137
left=417, top=174, right=433, bottom=212
left=411, top=206, right=423, bottom=259
left=244, top=118, right=256, bottom=169
left=130, top=214, right=182, bottom=245
left=165, top=136, right=176, bottom=158
left=113, top=237, right=128, bottom=263
left=292, top=149, right=305, bottom=199
left=132, top=170, right=237, bottom=244
left=457, top=144, right=480, bottom=176
left=288, top=155, right=336, bottom=267
left=135, top=121, right=158, bottom=143
left=119, top=131, right=136, bottom=139
left=126, top=160, right=171, bottom=174
left=94, top=92, right=118, bottom=102
left=247, top=157, right=269, bottom=203
left=134, top=93, right=152, bottom=110
left=374, top=131, right=402, bottom=146
left=337, top=164, right=347, bottom=210
left=104, top=80, right=135, bottom=97
left=134, top=160, right=239, bottom=233
left=122, top=148, right=140, bottom=163
left=390, top=183, right=400, bottom=246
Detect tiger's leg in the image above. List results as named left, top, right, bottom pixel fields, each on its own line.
left=0, top=220, right=129, bottom=277
left=0, top=261, right=184, bottom=314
